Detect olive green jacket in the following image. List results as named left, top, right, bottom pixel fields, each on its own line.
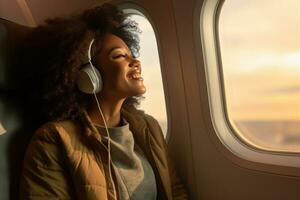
left=20, top=108, right=188, bottom=200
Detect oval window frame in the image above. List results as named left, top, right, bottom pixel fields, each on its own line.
left=200, top=0, right=300, bottom=169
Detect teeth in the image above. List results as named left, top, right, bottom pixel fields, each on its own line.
left=132, top=73, right=141, bottom=79
left=128, top=68, right=143, bottom=80
left=129, top=73, right=142, bottom=79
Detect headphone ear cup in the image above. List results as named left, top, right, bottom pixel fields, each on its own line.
left=77, top=65, right=103, bottom=94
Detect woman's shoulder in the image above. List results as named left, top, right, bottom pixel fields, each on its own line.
left=31, top=119, right=82, bottom=144
left=31, top=121, right=60, bottom=143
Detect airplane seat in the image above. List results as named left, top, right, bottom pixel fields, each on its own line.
left=0, top=18, right=42, bottom=200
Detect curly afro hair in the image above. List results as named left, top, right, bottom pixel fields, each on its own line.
left=19, top=3, right=143, bottom=122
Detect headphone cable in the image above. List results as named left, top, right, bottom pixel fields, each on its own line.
left=89, top=39, right=116, bottom=197
left=93, top=92, right=116, bottom=197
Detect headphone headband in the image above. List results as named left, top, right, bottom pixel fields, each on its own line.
left=88, top=39, right=94, bottom=61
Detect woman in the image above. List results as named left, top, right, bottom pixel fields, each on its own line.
left=20, top=3, right=188, bottom=200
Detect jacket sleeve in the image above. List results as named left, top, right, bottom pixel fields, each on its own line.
left=20, top=123, right=75, bottom=200
left=145, top=115, right=189, bottom=199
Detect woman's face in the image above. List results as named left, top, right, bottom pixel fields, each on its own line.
left=94, top=34, right=146, bottom=99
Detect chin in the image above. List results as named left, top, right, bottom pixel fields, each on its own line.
left=138, top=85, right=146, bottom=95
left=130, top=86, right=146, bottom=97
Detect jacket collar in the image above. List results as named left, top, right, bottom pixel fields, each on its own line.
left=80, top=106, right=148, bottom=143
left=81, top=109, right=102, bottom=141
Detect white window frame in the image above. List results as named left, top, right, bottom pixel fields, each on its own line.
left=200, top=0, right=300, bottom=167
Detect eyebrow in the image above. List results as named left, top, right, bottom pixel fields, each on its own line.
left=108, top=46, right=131, bottom=56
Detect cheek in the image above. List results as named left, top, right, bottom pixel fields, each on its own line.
left=102, top=64, right=127, bottom=87
left=112, top=65, right=127, bottom=82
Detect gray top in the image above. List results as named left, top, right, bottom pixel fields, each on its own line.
left=96, top=122, right=157, bottom=200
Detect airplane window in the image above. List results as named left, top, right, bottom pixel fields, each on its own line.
left=129, top=14, right=168, bottom=137
left=218, top=0, right=300, bottom=152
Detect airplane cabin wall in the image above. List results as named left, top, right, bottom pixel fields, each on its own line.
left=170, top=0, right=300, bottom=199
left=0, top=0, right=27, bottom=25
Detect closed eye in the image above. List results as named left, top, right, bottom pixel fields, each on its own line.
left=112, top=54, right=127, bottom=59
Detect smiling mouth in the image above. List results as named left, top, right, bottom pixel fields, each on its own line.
left=127, top=68, right=143, bottom=81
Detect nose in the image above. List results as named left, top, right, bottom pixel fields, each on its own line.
left=129, top=58, right=141, bottom=68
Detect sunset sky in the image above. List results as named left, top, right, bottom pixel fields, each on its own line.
left=219, top=0, right=300, bottom=121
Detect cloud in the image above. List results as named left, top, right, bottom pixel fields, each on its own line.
left=224, top=67, right=300, bottom=120
left=264, top=86, right=300, bottom=94
left=219, top=0, right=300, bottom=53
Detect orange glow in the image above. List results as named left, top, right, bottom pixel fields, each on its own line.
left=219, top=0, right=300, bottom=121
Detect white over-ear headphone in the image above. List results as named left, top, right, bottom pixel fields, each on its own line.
left=77, top=39, right=103, bottom=94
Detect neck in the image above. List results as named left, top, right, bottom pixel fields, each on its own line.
left=88, top=93, right=125, bottom=127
